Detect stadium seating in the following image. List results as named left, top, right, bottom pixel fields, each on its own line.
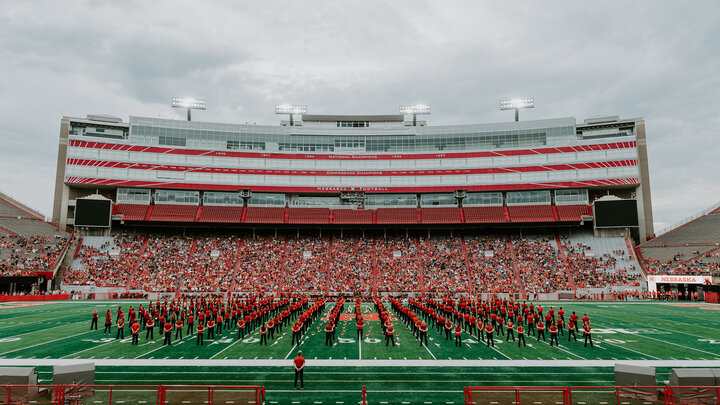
left=376, top=208, right=418, bottom=224
left=288, top=207, right=330, bottom=224
left=114, top=204, right=149, bottom=221
left=462, top=206, right=506, bottom=223
left=507, top=205, right=555, bottom=222
left=332, top=209, right=373, bottom=224
left=147, top=204, right=198, bottom=222
left=244, top=207, right=286, bottom=223
left=556, top=204, right=591, bottom=221
left=420, top=207, right=462, bottom=224
left=196, top=206, right=244, bottom=223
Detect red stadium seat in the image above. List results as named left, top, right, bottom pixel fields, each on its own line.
left=420, top=207, right=462, bottom=224
left=462, top=206, right=506, bottom=223
left=196, top=206, right=244, bottom=223
left=244, top=207, right=286, bottom=223
left=147, top=204, right=198, bottom=222
left=507, top=205, right=555, bottom=222
left=288, top=207, right=330, bottom=224
left=376, top=208, right=418, bottom=224
left=114, top=204, right=149, bottom=221
left=333, top=209, right=373, bottom=224
left=556, top=204, right=591, bottom=221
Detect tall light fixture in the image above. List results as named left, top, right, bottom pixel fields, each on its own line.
left=399, top=104, right=431, bottom=126
left=275, top=104, right=307, bottom=126
left=500, top=98, right=534, bottom=122
left=172, top=97, right=206, bottom=121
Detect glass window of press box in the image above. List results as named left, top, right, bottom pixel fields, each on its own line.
left=292, top=196, right=341, bottom=206
left=420, top=193, right=457, bottom=206
left=129, top=118, right=577, bottom=153
left=506, top=190, right=551, bottom=205
left=554, top=189, right=589, bottom=205
left=117, top=188, right=151, bottom=204
left=203, top=192, right=243, bottom=206
left=248, top=193, right=286, bottom=206
left=464, top=192, right=503, bottom=206
left=154, top=189, right=200, bottom=205
left=365, top=194, right=417, bottom=207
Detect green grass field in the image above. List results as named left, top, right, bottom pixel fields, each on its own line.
left=1, top=300, right=719, bottom=405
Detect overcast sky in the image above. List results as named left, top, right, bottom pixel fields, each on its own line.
left=1, top=1, right=719, bottom=232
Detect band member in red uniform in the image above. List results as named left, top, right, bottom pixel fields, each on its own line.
left=116, top=317, right=125, bottom=339
left=356, top=317, right=364, bottom=340
left=260, top=323, right=268, bottom=345
left=536, top=320, right=546, bottom=341
left=419, top=322, right=428, bottom=346
left=237, top=318, right=245, bottom=340
left=130, top=321, right=140, bottom=345
left=196, top=322, right=204, bottom=345
left=163, top=321, right=173, bottom=345
left=454, top=324, right=463, bottom=347
left=583, top=322, right=593, bottom=347
left=293, top=350, right=305, bottom=390
left=175, top=318, right=183, bottom=339
left=207, top=319, right=215, bottom=340
left=505, top=319, right=515, bottom=342
left=568, top=320, right=578, bottom=341
left=444, top=320, right=452, bottom=340
left=187, top=314, right=195, bottom=335
left=325, top=322, right=335, bottom=346
left=291, top=322, right=302, bottom=346
left=91, top=310, right=99, bottom=330
left=517, top=324, right=526, bottom=347
left=549, top=322, right=559, bottom=347
left=104, top=310, right=112, bottom=334
left=385, top=323, right=396, bottom=346
left=145, top=317, right=155, bottom=340
left=485, top=323, right=495, bottom=347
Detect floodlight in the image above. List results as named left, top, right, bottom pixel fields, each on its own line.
left=500, top=98, right=534, bottom=121
left=172, top=97, right=206, bottom=121
left=399, top=104, right=431, bottom=126
left=275, top=104, right=307, bottom=126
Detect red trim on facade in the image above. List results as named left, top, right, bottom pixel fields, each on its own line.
left=66, top=158, right=638, bottom=177
left=68, top=140, right=637, bottom=161
left=65, top=176, right=640, bottom=193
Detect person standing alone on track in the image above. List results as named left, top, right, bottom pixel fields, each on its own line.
left=91, top=310, right=98, bottom=330
left=293, top=350, right=305, bottom=390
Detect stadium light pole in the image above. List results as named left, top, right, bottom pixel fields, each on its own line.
left=400, top=104, right=431, bottom=126
left=172, top=98, right=207, bottom=121
left=500, top=98, right=534, bottom=122
left=275, top=104, right=307, bottom=126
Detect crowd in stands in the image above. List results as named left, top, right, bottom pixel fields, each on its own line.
left=376, top=237, right=420, bottom=293
left=0, top=233, right=68, bottom=276
left=62, top=232, right=648, bottom=294
left=643, top=249, right=720, bottom=276
left=562, top=240, right=642, bottom=287
left=464, top=236, right=518, bottom=294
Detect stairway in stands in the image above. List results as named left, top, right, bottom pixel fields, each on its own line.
left=414, top=238, right=427, bottom=297
left=553, top=234, right=578, bottom=290
left=460, top=236, right=473, bottom=294
left=371, top=237, right=379, bottom=296
left=324, top=238, right=333, bottom=296
left=176, top=236, right=198, bottom=297
left=507, top=240, right=528, bottom=299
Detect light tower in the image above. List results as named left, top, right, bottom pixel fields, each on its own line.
left=400, top=104, right=431, bottom=126
left=500, top=98, right=534, bottom=121
left=275, top=104, right=307, bottom=126
left=172, top=97, right=206, bottom=121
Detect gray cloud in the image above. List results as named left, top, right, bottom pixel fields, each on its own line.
left=1, top=0, right=719, bottom=230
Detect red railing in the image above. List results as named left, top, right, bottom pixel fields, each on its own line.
left=0, top=384, right=265, bottom=405
left=464, top=385, right=720, bottom=405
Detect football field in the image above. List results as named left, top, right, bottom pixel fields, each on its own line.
left=1, top=300, right=719, bottom=404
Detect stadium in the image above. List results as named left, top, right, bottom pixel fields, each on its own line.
left=1, top=105, right=720, bottom=405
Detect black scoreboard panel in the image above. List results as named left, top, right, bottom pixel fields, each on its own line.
left=593, top=199, right=639, bottom=228
left=74, top=198, right=112, bottom=227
